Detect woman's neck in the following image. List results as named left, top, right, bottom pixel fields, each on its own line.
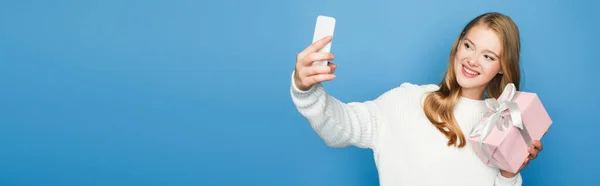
left=460, top=86, right=485, bottom=100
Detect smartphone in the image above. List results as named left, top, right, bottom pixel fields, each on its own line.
left=312, top=15, right=336, bottom=66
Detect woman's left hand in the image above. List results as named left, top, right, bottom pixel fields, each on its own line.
left=500, top=140, right=543, bottom=178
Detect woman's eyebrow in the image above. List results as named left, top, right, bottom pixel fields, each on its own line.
left=465, top=38, right=476, bottom=48
left=466, top=38, right=500, bottom=58
left=484, top=49, right=500, bottom=58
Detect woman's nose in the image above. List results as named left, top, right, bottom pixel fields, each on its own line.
left=467, top=55, right=479, bottom=67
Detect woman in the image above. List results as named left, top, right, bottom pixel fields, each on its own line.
left=289, top=12, right=544, bottom=186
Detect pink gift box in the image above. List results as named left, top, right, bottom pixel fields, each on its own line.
left=468, top=84, right=552, bottom=173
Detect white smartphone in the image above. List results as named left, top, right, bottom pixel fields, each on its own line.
left=312, top=15, right=336, bottom=66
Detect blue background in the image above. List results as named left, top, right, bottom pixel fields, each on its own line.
left=1, top=0, right=598, bottom=185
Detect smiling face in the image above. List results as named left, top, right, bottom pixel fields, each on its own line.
left=453, top=25, right=503, bottom=96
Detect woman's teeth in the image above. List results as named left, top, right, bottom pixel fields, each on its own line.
left=464, top=66, right=479, bottom=75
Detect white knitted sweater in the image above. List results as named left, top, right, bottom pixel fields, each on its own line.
left=289, top=71, right=522, bottom=186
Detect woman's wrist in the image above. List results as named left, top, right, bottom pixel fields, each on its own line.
left=500, top=170, right=517, bottom=178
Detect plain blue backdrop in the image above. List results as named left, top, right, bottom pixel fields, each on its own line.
left=1, top=0, right=598, bottom=185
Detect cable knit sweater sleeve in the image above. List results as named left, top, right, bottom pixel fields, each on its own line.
left=289, top=70, right=395, bottom=149
left=495, top=172, right=523, bottom=186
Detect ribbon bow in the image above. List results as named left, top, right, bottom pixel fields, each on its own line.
left=469, top=83, right=533, bottom=168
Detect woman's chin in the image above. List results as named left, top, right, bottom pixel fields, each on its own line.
left=457, top=78, right=483, bottom=90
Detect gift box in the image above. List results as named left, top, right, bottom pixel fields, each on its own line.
left=468, top=83, right=552, bottom=173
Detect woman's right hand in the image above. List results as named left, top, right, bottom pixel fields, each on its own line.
left=294, top=36, right=338, bottom=91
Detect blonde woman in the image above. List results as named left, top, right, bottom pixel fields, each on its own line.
left=290, top=12, right=544, bottom=186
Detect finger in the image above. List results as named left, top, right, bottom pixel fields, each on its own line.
left=304, top=66, right=333, bottom=77
left=528, top=147, right=538, bottom=159
left=533, top=140, right=543, bottom=152
left=302, top=52, right=335, bottom=66
left=301, top=35, right=333, bottom=56
left=307, top=73, right=336, bottom=84
left=328, top=62, right=337, bottom=73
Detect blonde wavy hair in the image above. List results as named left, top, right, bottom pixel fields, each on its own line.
left=423, top=12, right=521, bottom=148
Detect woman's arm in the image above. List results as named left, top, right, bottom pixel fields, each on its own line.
left=290, top=70, right=391, bottom=149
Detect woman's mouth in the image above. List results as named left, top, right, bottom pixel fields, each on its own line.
left=462, top=65, right=480, bottom=78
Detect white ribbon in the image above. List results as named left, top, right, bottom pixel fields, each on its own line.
left=469, top=83, right=533, bottom=168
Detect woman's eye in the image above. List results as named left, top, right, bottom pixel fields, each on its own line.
left=484, top=55, right=495, bottom=61
left=464, top=43, right=471, bottom=49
